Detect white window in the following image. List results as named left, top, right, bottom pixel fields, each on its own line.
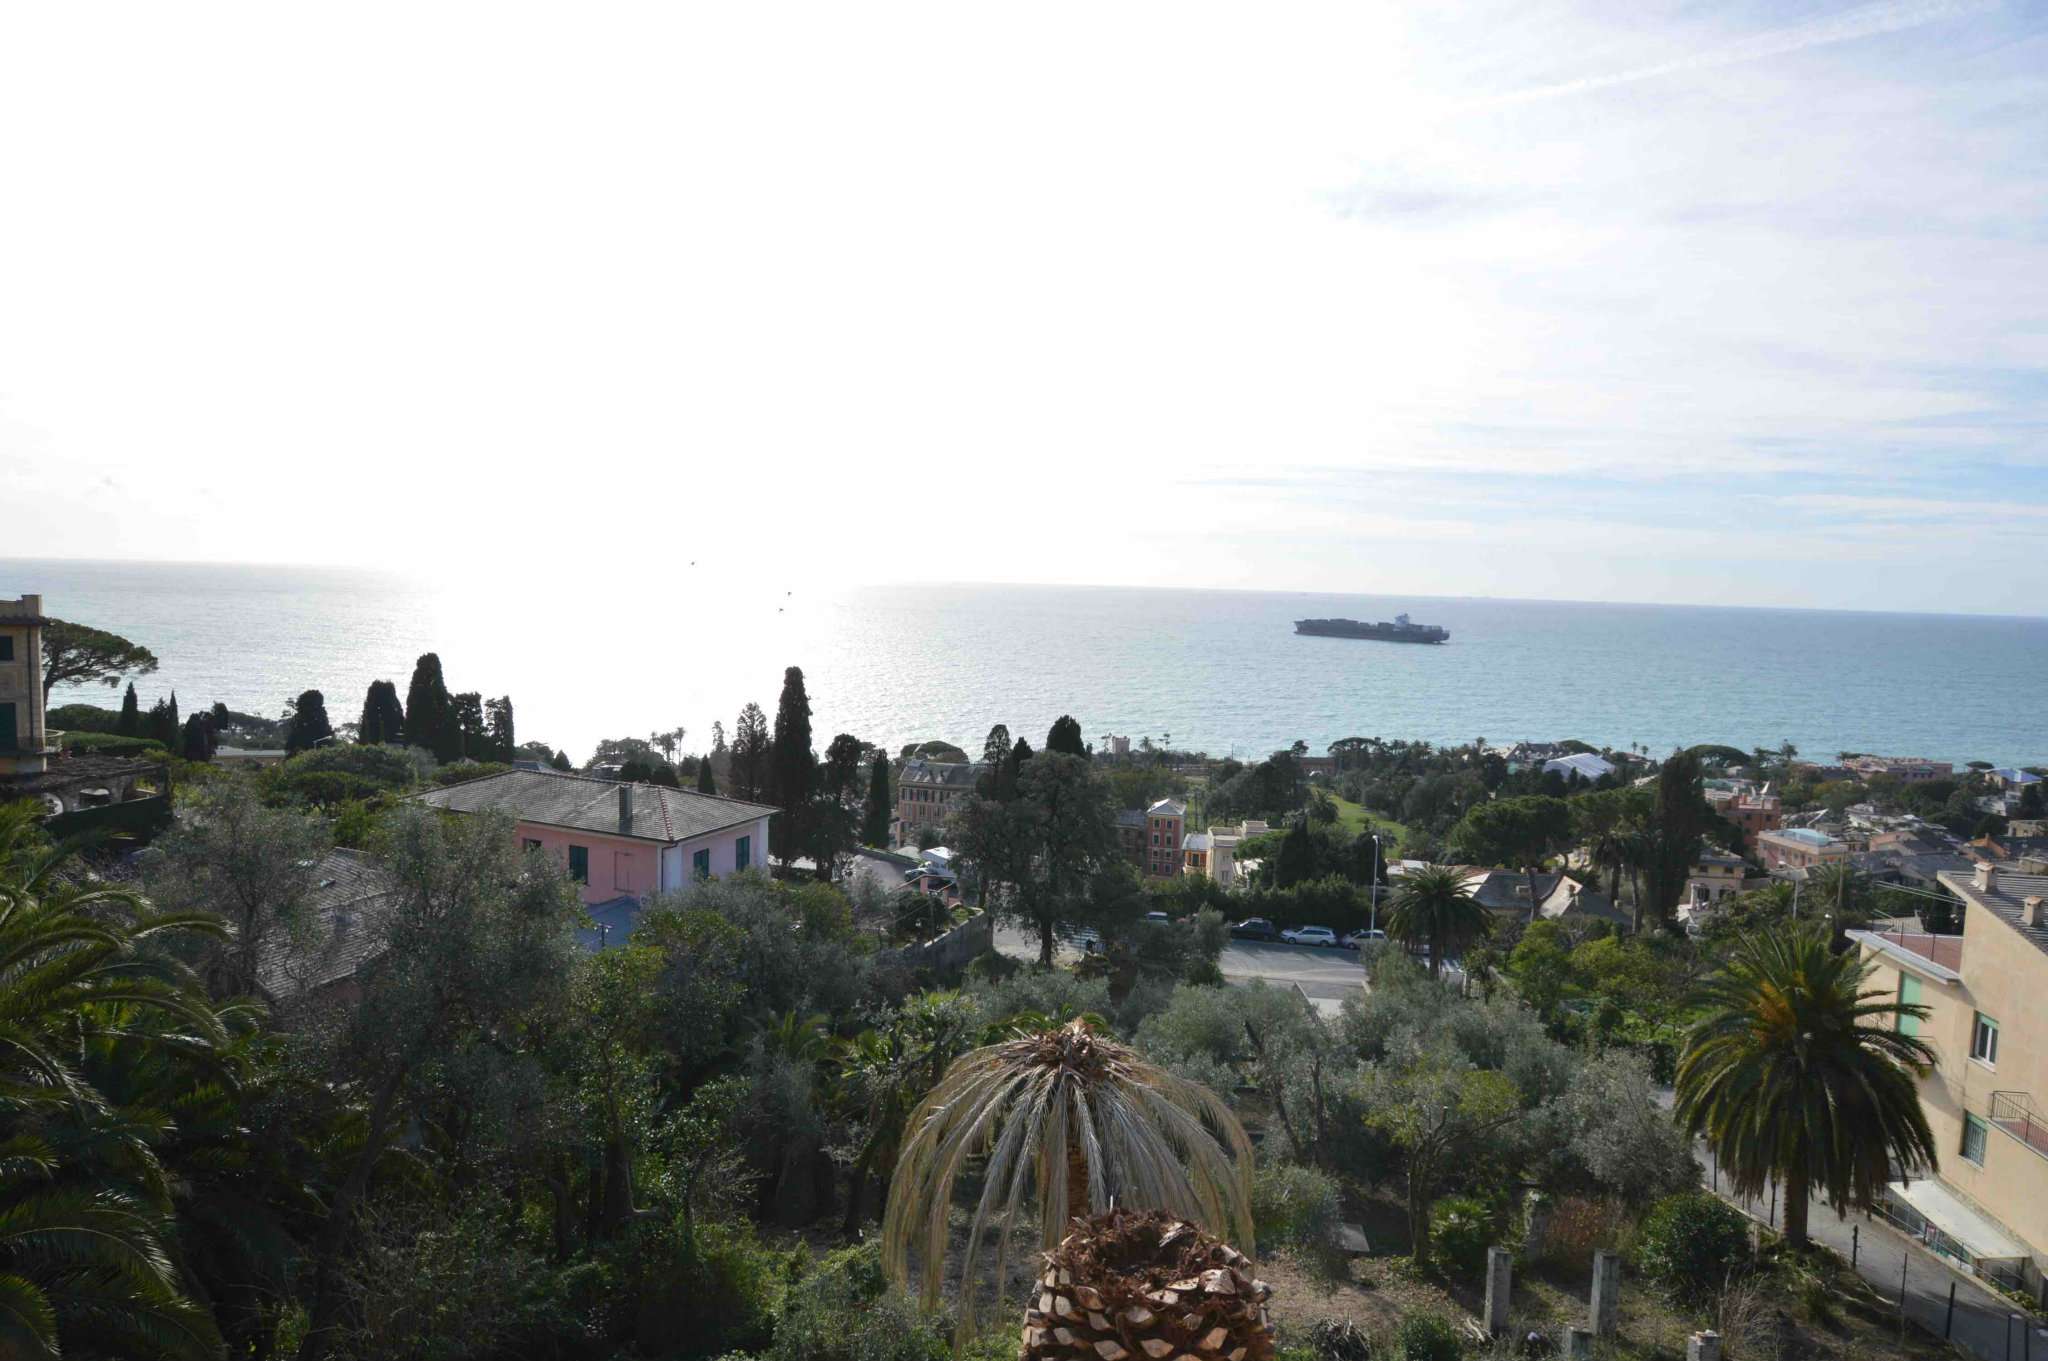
left=1970, top=1012, right=1999, bottom=1067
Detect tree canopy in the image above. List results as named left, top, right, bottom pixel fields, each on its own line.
left=37, top=618, right=159, bottom=700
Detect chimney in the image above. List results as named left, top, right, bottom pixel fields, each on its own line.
left=618, top=782, right=633, bottom=832
left=1974, top=861, right=1996, bottom=894
left=2025, top=896, right=2044, bottom=928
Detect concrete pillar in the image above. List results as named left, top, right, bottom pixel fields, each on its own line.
left=1590, top=1250, right=1621, bottom=1337
left=1563, top=1327, right=1595, bottom=1359
left=1483, top=1246, right=1512, bottom=1335
left=1687, top=1330, right=1722, bottom=1361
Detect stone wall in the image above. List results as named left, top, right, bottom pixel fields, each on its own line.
left=888, top=907, right=993, bottom=975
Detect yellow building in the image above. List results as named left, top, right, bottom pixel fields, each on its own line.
left=1852, top=859, right=2048, bottom=1297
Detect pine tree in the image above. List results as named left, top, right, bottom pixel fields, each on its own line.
left=730, top=702, right=770, bottom=802
left=697, top=757, right=718, bottom=795
left=150, top=692, right=181, bottom=748
left=1045, top=715, right=1086, bottom=758
left=284, top=689, right=333, bottom=755
left=358, top=679, right=406, bottom=745
left=145, top=697, right=171, bottom=747
left=403, top=653, right=455, bottom=760
left=485, top=696, right=515, bottom=763
left=768, top=668, right=816, bottom=863
left=117, top=681, right=140, bottom=736
left=861, top=753, right=892, bottom=847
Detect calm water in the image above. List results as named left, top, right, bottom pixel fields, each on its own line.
left=5, top=558, right=2044, bottom=769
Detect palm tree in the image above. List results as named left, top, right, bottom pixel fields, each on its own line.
left=0, top=801, right=229, bottom=1358
left=1675, top=925, right=1937, bottom=1248
left=1803, top=861, right=1871, bottom=928
left=882, top=1019, right=1253, bottom=1338
left=1384, top=864, right=1491, bottom=979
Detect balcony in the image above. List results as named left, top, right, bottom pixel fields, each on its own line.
left=1988, top=1091, right=2048, bottom=1161
left=1849, top=927, right=1964, bottom=982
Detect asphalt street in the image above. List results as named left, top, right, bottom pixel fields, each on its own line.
left=992, top=925, right=1368, bottom=1005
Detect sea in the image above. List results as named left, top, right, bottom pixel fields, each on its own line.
left=5, top=558, right=2045, bottom=770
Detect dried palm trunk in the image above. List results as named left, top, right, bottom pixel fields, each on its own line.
left=1020, top=1207, right=1273, bottom=1361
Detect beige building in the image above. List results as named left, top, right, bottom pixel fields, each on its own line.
left=1757, top=826, right=1851, bottom=873
left=1851, top=860, right=2048, bottom=1296
left=1182, top=819, right=1270, bottom=889
left=1683, top=848, right=1749, bottom=915
left=0, top=595, right=53, bottom=777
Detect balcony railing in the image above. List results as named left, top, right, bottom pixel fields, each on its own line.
left=1989, top=1091, right=2048, bottom=1161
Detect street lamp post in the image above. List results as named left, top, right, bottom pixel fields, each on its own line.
left=1370, top=833, right=1382, bottom=935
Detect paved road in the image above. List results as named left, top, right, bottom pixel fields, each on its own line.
left=992, top=926, right=1369, bottom=1004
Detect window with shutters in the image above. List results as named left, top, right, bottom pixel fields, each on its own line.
left=568, top=845, right=589, bottom=883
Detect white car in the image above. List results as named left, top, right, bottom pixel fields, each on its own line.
left=1281, top=925, right=1339, bottom=947
left=1341, top=929, right=1387, bottom=950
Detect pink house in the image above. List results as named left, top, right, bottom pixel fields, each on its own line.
left=412, top=769, right=777, bottom=909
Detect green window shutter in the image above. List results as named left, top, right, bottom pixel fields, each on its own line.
left=736, top=836, right=750, bottom=871
left=693, top=849, right=710, bottom=880
left=1898, top=973, right=1922, bottom=1037
left=568, top=845, right=589, bottom=883
left=0, top=703, right=15, bottom=752
left=0, top=635, right=13, bottom=661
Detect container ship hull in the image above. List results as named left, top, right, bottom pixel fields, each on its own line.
left=1294, top=615, right=1449, bottom=644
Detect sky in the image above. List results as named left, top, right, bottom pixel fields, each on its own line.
left=3, top=1, right=2045, bottom=614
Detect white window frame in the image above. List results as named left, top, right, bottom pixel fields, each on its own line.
left=1970, top=1012, right=1999, bottom=1068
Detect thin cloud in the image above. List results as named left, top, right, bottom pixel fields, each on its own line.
left=1475, top=0, right=1995, bottom=109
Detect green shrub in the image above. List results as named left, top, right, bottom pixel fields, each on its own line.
left=1429, top=1195, right=1494, bottom=1279
left=770, top=1241, right=950, bottom=1361
left=261, top=743, right=430, bottom=808
left=1394, top=1311, right=1463, bottom=1360
left=1254, top=1161, right=1343, bottom=1253
left=434, top=760, right=511, bottom=786
left=1632, top=1192, right=1750, bottom=1302
left=59, top=731, right=167, bottom=758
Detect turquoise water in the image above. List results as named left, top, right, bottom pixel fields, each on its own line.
left=5, top=558, right=2044, bottom=769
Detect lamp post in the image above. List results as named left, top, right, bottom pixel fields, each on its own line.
left=1370, top=833, right=1382, bottom=935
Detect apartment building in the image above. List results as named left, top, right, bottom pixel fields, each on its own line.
left=1851, top=860, right=2048, bottom=1296
left=1115, top=798, right=1185, bottom=878
left=894, top=759, right=983, bottom=839
left=1706, top=784, right=1784, bottom=851
left=1757, top=826, right=1851, bottom=873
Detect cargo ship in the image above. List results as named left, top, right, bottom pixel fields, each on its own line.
left=1294, top=613, right=1449, bottom=644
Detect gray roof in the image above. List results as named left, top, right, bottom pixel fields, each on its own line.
left=899, top=760, right=983, bottom=789
left=258, top=849, right=401, bottom=997
left=1183, top=831, right=1211, bottom=851
left=1115, top=809, right=1145, bottom=828
left=1942, top=869, right=2048, bottom=962
left=412, top=768, right=776, bottom=843
left=1147, top=799, right=1187, bottom=818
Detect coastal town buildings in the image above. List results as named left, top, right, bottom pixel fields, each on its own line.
left=1705, top=783, right=1783, bottom=851
left=894, top=759, right=982, bottom=840
left=1097, top=734, right=1131, bottom=757
left=1757, top=826, right=1851, bottom=874
left=1850, top=860, right=2048, bottom=1295
left=412, top=768, right=776, bottom=909
left=1182, top=819, right=1270, bottom=889
left=1114, top=798, right=1185, bottom=878
left=1846, top=754, right=1955, bottom=784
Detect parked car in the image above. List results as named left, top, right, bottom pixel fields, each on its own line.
left=1142, top=910, right=1172, bottom=924
left=1341, top=928, right=1387, bottom=950
left=1229, top=917, right=1280, bottom=941
left=1281, top=925, right=1339, bottom=947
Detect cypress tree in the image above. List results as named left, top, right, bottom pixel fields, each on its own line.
left=117, top=682, right=140, bottom=736
left=145, top=698, right=170, bottom=748
left=485, top=696, right=515, bottom=762
left=768, top=667, right=815, bottom=863
left=860, top=753, right=892, bottom=847
left=697, top=758, right=718, bottom=795
left=403, top=653, right=453, bottom=759
left=286, top=689, right=334, bottom=755
left=451, top=693, right=485, bottom=762
left=550, top=749, right=572, bottom=772
left=1045, top=714, right=1086, bottom=757
left=359, top=679, right=406, bottom=745
left=1002, top=737, right=1034, bottom=797
left=181, top=712, right=216, bottom=762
